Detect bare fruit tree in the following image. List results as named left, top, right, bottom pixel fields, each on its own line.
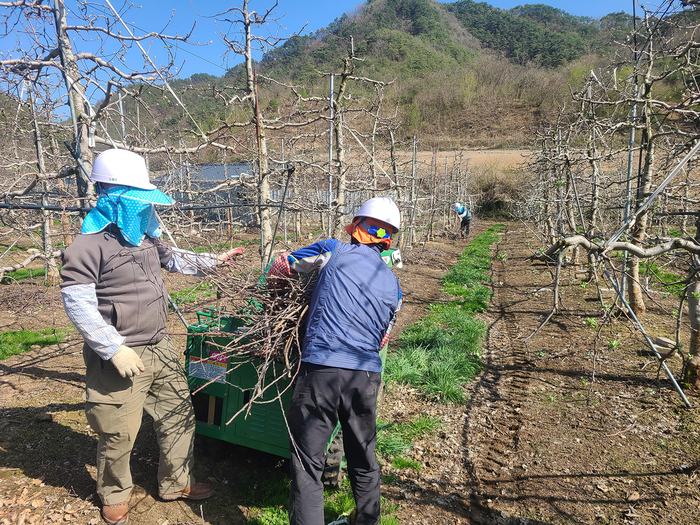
left=0, top=0, right=199, bottom=278
left=518, top=1, right=700, bottom=388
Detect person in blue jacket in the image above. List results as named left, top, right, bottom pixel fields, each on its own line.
left=453, top=202, right=472, bottom=239
left=267, top=196, right=402, bottom=525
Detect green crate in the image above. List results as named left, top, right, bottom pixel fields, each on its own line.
left=381, top=247, right=402, bottom=268
left=186, top=309, right=295, bottom=457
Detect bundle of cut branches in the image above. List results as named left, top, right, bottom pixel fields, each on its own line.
left=186, top=256, right=315, bottom=424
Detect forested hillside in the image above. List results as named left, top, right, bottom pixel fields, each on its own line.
left=122, top=0, right=641, bottom=149
left=447, top=1, right=633, bottom=66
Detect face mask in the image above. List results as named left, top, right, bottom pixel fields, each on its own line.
left=146, top=205, right=162, bottom=239
left=344, top=218, right=393, bottom=250
left=82, top=185, right=172, bottom=246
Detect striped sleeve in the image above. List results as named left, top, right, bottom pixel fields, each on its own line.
left=61, top=283, right=125, bottom=360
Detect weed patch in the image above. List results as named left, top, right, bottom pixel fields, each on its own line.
left=0, top=329, right=64, bottom=360
left=390, top=456, right=421, bottom=470
left=192, top=240, right=250, bottom=254
left=243, top=476, right=290, bottom=525
left=1, top=267, right=47, bottom=283
left=640, top=260, right=685, bottom=297
left=377, top=415, right=442, bottom=457
left=171, top=282, right=217, bottom=305
left=440, top=225, right=502, bottom=310
left=244, top=476, right=400, bottom=524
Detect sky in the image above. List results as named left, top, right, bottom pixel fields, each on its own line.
left=123, top=0, right=644, bottom=79
left=476, top=0, right=653, bottom=17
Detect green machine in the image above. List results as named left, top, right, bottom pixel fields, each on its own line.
left=184, top=248, right=400, bottom=464
left=186, top=311, right=295, bottom=458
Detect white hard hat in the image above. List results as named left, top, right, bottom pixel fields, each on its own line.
left=454, top=202, right=461, bottom=211
left=90, top=149, right=156, bottom=190
left=354, top=196, right=400, bottom=233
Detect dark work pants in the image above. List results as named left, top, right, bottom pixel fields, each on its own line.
left=461, top=217, right=471, bottom=238
left=287, top=363, right=382, bottom=525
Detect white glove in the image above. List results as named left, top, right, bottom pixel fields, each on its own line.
left=110, top=345, right=145, bottom=378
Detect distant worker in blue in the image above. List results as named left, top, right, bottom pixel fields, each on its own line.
left=267, top=196, right=403, bottom=525
left=453, top=201, right=472, bottom=239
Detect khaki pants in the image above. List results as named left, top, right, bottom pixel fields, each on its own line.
left=83, top=337, right=196, bottom=505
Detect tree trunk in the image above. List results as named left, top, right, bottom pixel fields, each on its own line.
left=331, top=111, right=346, bottom=239
left=688, top=277, right=700, bottom=357
left=627, top=42, right=660, bottom=316
left=564, top=162, right=579, bottom=268
left=688, top=215, right=700, bottom=357
left=53, top=0, right=94, bottom=204
left=628, top=129, right=654, bottom=316
left=588, top=139, right=600, bottom=234
left=331, top=53, right=356, bottom=239
left=389, top=129, right=406, bottom=250
left=238, top=0, right=271, bottom=269
left=28, top=85, right=59, bottom=282
left=685, top=235, right=700, bottom=384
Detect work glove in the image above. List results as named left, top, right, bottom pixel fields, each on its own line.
left=217, top=246, right=245, bottom=265
left=110, top=345, right=145, bottom=378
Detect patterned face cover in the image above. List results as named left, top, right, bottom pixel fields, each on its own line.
left=344, top=218, right=393, bottom=250
left=82, top=185, right=174, bottom=246
left=364, top=222, right=391, bottom=239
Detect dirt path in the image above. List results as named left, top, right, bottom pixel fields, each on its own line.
left=463, top=224, right=700, bottom=525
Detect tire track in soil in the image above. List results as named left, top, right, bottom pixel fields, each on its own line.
left=462, top=227, right=536, bottom=524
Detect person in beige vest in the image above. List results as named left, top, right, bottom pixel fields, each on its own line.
left=60, top=149, right=239, bottom=525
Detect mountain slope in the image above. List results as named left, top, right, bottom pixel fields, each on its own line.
left=129, top=0, right=636, bottom=149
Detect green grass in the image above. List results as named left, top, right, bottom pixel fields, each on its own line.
left=192, top=240, right=251, bottom=253
left=386, top=307, right=485, bottom=403
left=171, top=282, right=218, bottom=304
left=0, top=329, right=64, bottom=360
left=323, top=483, right=357, bottom=523
left=391, top=456, right=421, bottom=470
left=385, top=226, right=503, bottom=402
left=323, top=487, right=399, bottom=525
left=610, top=255, right=685, bottom=297
left=376, top=422, right=412, bottom=456
left=376, top=415, right=442, bottom=457
left=245, top=476, right=399, bottom=525
left=440, top=225, right=503, bottom=311
left=1, top=267, right=47, bottom=283
left=639, top=260, right=685, bottom=297
left=243, top=476, right=290, bottom=525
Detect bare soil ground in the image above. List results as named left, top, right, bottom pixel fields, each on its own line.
left=2, top=220, right=700, bottom=525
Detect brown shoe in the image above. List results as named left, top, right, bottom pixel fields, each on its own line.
left=102, top=501, right=128, bottom=525
left=160, top=482, right=214, bottom=501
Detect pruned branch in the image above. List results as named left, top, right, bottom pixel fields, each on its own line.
left=530, top=235, right=700, bottom=262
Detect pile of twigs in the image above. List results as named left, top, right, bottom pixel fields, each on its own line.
left=186, top=257, right=315, bottom=422
left=216, top=270, right=313, bottom=365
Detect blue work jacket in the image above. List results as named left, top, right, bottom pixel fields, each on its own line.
left=287, top=239, right=402, bottom=373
